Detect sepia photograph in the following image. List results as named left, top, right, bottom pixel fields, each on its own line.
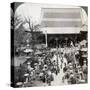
left=11, top=2, right=88, bottom=87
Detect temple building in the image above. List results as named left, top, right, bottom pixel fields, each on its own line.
left=40, top=7, right=88, bottom=48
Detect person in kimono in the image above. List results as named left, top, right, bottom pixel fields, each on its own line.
left=82, top=60, right=88, bottom=82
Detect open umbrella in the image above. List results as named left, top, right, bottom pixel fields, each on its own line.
left=25, top=56, right=31, bottom=59
left=80, top=40, right=87, bottom=46
left=80, top=48, right=88, bottom=52
left=81, top=55, right=87, bottom=58
left=24, top=49, right=33, bottom=53
left=24, top=57, right=32, bottom=64
left=35, top=51, right=42, bottom=55
left=16, top=82, right=23, bottom=86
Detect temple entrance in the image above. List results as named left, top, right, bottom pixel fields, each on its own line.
left=47, top=34, right=79, bottom=48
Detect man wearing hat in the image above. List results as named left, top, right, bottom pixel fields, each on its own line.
left=27, top=62, right=33, bottom=72
left=82, top=60, right=88, bottom=82
left=26, top=62, right=34, bottom=82
left=68, top=74, right=77, bottom=84
left=33, top=63, right=40, bottom=80
left=41, top=65, right=48, bottom=83
left=78, top=65, right=84, bottom=80
left=52, top=60, right=57, bottom=74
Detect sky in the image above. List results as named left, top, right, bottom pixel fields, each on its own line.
left=15, top=3, right=41, bottom=25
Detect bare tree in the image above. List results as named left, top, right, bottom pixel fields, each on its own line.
left=13, top=13, right=42, bottom=53
left=23, top=16, right=41, bottom=49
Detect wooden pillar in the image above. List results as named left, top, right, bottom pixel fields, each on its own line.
left=45, top=30, right=48, bottom=48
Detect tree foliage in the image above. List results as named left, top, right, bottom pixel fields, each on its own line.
left=13, top=14, right=42, bottom=51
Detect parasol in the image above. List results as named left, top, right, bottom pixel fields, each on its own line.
left=80, top=40, right=87, bottom=46
left=16, top=82, right=23, bottom=86
left=25, top=56, right=31, bottom=59
left=79, top=80, right=85, bottom=83
left=75, top=51, right=79, bottom=55
left=27, top=62, right=31, bottom=65
left=24, top=73, right=29, bottom=77
left=80, top=48, right=88, bottom=52
left=34, top=51, right=42, bottom=55
left=24, top=49, right=33, bottom=53
left=81, top=55, right=87, bottom=58
left=50, top=48, right=57, bottom=52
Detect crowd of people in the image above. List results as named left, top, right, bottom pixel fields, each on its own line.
left=14, top=40, right=88, bottom=87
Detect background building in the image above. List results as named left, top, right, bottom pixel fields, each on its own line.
left=40, top=7, right=88, bottom=47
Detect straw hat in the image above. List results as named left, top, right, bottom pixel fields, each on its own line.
left=39, top=72, right=44, bottom=77
left=77, top=65, right=81, bottom=68
left=44, top=64, right=48, bottom=67
left=24, top=73, right=29, bottom=77
left=47, top=71, right=52, bottom=75
left=83, top=60, right=87, bottom=63
left=69, top=65, right=73, bottom=69
left=70, top=74, right=74, bottom=78
left=68, top=63, right=72, bottom=66
left=27, top=62, right=31, bottom=65
left=34, top=63, right=38, bottom=66
left=69, top=70, right=73, bottom=74
left=16, top=82, right=23, bottom=86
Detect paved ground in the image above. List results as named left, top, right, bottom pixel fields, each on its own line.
left=51, top=54, right=68, bottom=86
